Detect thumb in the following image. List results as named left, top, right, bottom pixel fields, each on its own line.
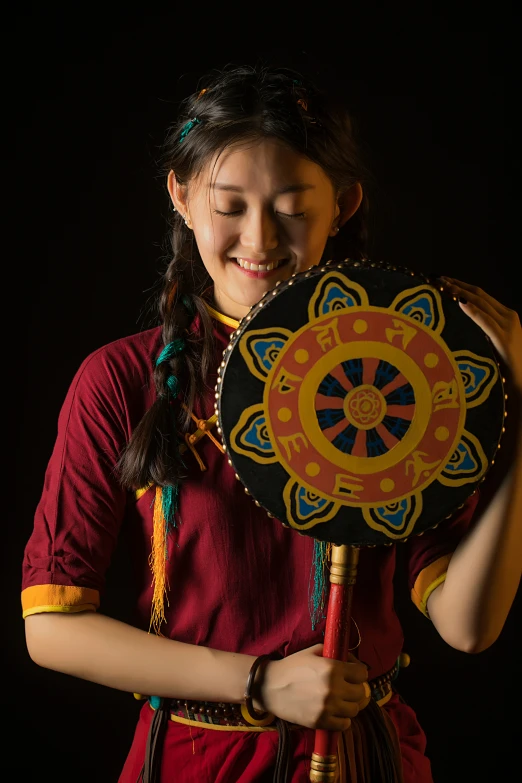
left=345, top=652, right=370, bottom=681
left=346, top=652, right=364, bottom=665
left=309, top=643, right=325, bottom=657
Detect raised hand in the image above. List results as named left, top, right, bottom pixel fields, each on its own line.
left=441, top=276, right=522, bottom=392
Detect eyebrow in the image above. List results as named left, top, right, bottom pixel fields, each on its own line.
left=211, top=183, right=316, bottom=194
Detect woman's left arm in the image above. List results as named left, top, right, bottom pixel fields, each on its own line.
left=427, top=277, right=522, bottom=653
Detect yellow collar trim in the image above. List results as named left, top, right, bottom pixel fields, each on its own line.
left=135, top=484, right=153, bottom=500
left=205, top=303, right=240, bottom=329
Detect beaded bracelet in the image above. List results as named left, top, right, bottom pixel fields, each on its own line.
left=243, top=654, right=273, bottom=723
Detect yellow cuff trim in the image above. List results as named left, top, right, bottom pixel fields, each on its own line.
left=411, top=553, right=452, bottom=618
left=21, top=584, right=100, bottom=619
left=205, top=303, right=240, bottom=329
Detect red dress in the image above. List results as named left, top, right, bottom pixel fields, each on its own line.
left=21, top=309, right=478, bottom=783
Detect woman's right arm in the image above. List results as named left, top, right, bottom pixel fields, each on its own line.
left=25, top=612, right=369, bottom=731
left=25, top=611, right=256, bottom=704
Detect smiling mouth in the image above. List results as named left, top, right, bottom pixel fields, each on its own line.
left=233, top=258, right=288, bottom=272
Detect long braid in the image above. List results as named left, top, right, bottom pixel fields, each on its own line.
left=117, top=256, right=213, bottom=490
left=117, top=245, right=214, bottom=633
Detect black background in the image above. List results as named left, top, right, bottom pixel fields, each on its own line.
left=8, top=4, right=520, bottom=782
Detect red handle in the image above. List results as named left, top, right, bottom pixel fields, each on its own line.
left=310, top=545, right=358, bottom=783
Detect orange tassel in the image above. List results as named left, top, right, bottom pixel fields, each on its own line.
left=149, top=485, right=170, bottom=635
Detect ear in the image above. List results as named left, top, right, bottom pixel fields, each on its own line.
left=335, top=182, right=364, bottom=229
left=167, top=170, right=189, bottom=217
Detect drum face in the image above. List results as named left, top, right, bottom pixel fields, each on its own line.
left=216, top=261, right=505, bottom=545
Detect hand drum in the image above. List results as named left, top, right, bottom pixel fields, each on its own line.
left=216, top=260, right=505, bottom=546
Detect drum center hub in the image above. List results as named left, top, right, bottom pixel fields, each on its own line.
left=343, top=384, right=386, bottom=430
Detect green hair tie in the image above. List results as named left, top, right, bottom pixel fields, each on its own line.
left=165, top=374, right=180, bottom=398
left=155, top=339, right=185, bottom=367
left=156, top=339, right=185, bottom=400
left=179, top=117, right=201, bottom=143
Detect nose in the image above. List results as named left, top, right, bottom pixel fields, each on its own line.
left=240, top=209, right=279, bottom=255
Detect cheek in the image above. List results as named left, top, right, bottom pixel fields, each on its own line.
left=292, top=224, right=331, bottom=271
left=197, top=220, right=234, bottom=255
left=291, top=220, right=329, bottom=255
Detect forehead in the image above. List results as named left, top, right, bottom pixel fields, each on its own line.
left=194, top=138, right=333, bottom=194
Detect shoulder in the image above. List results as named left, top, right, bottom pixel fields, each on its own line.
left=76, top=327, right=162, bottom=382
left=63, top=327, right=163, bottom=418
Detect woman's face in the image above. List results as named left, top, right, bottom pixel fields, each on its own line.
left=169, top=138, right=343, bottom=320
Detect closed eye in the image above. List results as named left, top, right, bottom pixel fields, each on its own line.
left=212, top=209, right=306, bottom=219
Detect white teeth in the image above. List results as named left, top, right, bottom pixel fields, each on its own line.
left=236, top=258, right=281, bottom=271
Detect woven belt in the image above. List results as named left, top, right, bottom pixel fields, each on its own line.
left=148, top=658, right=400, bottom=730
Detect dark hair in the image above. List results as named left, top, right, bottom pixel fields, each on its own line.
left=117, top=63, right=371, bottom=490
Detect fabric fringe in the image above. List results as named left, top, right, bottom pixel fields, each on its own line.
left=309, top=539, right=332, bottom=631
left=273, top=718, right=291, bottom=783
left=149, top=484, right=179, bottom=635
left=339, top=699, right=404, bottom=783
left=140, top=698, right=170, bottom=783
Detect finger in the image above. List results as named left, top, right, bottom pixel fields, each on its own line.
left=457, top=301, right=508, bottom=359
left=342, top=681, right=369, bottom=705
left=332, top=698, right=361, bottom=720
left=343, top=660, right=369, bottom=685
left=440, top=278, right=506, bottom=316
left=446, top=287, right=509, bottom=328
left=360, top=681, right=371, bottom=705
left=320, top=715, right=352, bottom=732
left=345, top=652, right=365, bottom=664
left=440, top=277, right=510, bottom=318
left=457, top=292, right=508, bottom=328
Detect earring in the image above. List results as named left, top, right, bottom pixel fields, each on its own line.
left=332, top=226, right=340, bottom=235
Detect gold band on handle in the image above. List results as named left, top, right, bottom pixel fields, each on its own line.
left=329, top=544, right=360, bottom=585
left=309, top=752, right=338, bottom=782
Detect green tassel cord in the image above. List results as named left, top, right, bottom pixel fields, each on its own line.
left=161, top=483, right=179, bottom=531
left=309, top=539, right=331, bottom=631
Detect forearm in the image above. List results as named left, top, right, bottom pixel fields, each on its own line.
left=25, top=611, right=256, bottom=703
left=429, top=418, right=522, bottom=652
